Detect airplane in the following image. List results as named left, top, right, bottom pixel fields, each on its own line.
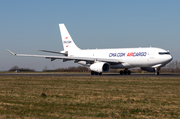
left=7, top=24, right=173, bottom=75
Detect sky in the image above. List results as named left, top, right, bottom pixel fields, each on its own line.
left=0, top=0, right=180, bottom=71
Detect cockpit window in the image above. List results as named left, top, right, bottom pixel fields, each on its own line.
left=159, top=52, right=170, bottom=55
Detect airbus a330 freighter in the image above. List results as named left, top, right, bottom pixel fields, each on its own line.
left=7, top=24, right=173, bottom=75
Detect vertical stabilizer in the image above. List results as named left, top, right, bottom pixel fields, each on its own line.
left=59, top=24, right=81, bottom=51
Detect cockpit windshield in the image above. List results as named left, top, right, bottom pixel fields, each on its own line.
left=159, top=52, right=170, bottom=55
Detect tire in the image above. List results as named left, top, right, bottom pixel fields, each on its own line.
left=99, top=72, right=102, bottom=75
left=127, top=70, right=131, bottom=75
left=95, top=72, right=99, bottom=75
left=124, top=70, right=127, bottom=75
left=120, top=71, right=123, bottom=75
left=91, top=71, right=94, bottom=75
left=155, top=71, right=159, bottom=75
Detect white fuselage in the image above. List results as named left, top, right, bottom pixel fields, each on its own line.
left=68, top=47, right=173, bottom=69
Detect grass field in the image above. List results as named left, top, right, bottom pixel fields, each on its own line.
left=0, top=76, right=180, bottom=119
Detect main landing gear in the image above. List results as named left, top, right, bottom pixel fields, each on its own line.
left=91, top=69, right=132, bottom=76
left=119, top=69, right=131, bottom=75
left=91, top=71, right=102, bottom=75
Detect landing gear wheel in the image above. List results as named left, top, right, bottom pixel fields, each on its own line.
left=123, top=70, right=127, bottom=75
left=155, top=71, right=159, bottom=75
left=99, top=72, right=102, bottom=75
left=119, top=70, right=131, bottom=75
left=157, top=72, right=159, bottom=75
left=91, top=71, right=95, bottom=75
left=95, top=72, right=99, bottom=75
left=154, top=68, right=160, bottom=75
left=127, top=70, right=131, bottom=75
left=119, top=70, right=124, bottom=75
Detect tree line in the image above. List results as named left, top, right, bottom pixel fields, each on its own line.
left=9, top=66, right=35, bottom=72
left=43, top=66, right=89, bottom=72
left=161, top=60, right=180, bottom=73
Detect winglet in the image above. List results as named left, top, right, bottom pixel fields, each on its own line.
left=7, top=49, right=16, bottom=55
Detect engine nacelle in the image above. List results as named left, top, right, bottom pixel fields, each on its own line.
left=90, top=62, right=110, bottom=72
left=141, top=67, right=155, bottom=72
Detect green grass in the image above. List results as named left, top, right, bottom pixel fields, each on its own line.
left=0, top=76, right=180, bottom=118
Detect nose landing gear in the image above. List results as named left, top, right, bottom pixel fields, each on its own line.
left=154, top=68, right=160, bottom=75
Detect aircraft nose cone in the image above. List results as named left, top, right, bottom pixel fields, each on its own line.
left=170, top=55, right=173, bottom=61
left=167, top=55, right=173, bottom=62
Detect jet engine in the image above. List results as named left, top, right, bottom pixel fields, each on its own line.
left=90, top=62, right=110, bottom=72
left=141, top=67, right=155, bottom=72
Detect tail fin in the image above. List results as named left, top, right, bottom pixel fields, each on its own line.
left=59, top=24, right=80, bottom=51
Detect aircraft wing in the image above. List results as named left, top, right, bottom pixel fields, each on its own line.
left=7, top=50, right=123, bottom=63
